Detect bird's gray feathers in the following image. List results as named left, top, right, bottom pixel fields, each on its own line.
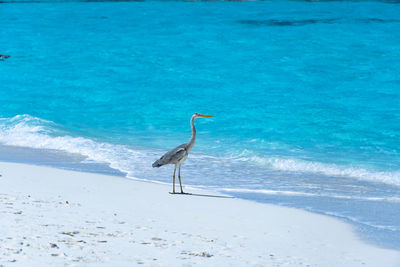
left=152, top=144, right=188, bottom=168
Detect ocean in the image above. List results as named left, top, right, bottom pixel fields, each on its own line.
left=1, top=0, right=400, bottom=250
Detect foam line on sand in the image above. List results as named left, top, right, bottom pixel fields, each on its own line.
left=0, top=162, right=399, bottom=266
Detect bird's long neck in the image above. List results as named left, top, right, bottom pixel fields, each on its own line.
left=187, top=116, right=196, bottom=152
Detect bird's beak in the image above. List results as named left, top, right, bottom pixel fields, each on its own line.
left=199, top=114, right=212, bottom=118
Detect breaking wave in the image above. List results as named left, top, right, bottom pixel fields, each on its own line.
left=234, top=154, right=400, bottom=186
left=0, top=114, right=155, bottom=178
left=1, top=114, right=400, bottom=187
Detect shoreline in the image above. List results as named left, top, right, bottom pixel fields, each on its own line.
left=1, top=161, right=399, bottom=266
left=1, top=144, right=400, bottom=251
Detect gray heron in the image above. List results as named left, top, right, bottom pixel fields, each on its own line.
left=152, top=113, right=212, bottom=194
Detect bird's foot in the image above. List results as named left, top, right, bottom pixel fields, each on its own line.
left=169, top=192, right=192, bottom=195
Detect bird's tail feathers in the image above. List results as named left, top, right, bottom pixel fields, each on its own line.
left=152, top=160, right=162, bottom=168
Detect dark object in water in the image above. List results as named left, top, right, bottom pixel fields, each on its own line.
left=239, top=18, right=400, bottom=27
left=0, top=54, right=10, bottom=60
left=239, top=18, right=338, bottom=27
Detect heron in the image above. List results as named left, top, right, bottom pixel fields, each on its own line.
left=152, top=113, right=212, bottom=194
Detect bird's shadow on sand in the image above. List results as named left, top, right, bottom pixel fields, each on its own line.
left=191, top=193, right=234, bottom=199
left=170, top=192, right=234, bottom=199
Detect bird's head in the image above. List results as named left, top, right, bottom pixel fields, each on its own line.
left=193, top=113, right=212, bottom=119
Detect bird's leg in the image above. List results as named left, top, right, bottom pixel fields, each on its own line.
left=172, top=164, right=177, bottom=194
left=178, top=163, right=184, bottom=193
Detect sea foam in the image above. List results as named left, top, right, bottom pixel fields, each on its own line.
left=1, top=114, right=400, bottom=187
left=0, top=114, right=151, bottom=178
left=222, top=188, right=400, bottom=203
left=234, top=154, right=400, bottom=186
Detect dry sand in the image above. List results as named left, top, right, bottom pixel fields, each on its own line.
left=0, top=161, right=399, bottom=266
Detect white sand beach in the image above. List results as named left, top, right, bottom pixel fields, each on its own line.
left=0, top=161, right=399, bottom=266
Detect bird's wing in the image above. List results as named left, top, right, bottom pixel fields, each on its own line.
left=152, top=144, right=187, bottom=167
left=168, top=146, right=187, bottom=162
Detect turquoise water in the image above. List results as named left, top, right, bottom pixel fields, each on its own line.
left=1, top=0, right=400, bottom=249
